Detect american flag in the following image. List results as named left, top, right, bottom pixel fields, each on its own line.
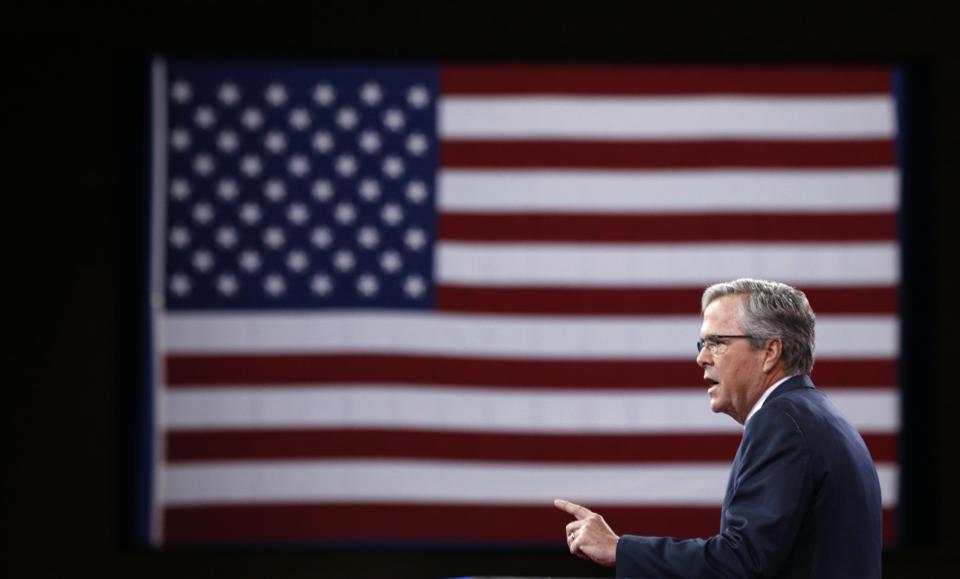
left=148, top=60, right=900, bottom=545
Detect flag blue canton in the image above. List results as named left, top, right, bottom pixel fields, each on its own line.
left=163, top=64, right=438, bottom=310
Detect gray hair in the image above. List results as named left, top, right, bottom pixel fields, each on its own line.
left=701, top=278, right=816, bottom=375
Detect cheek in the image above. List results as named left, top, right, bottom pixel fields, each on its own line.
left=715, top=361, right=736, bottom=384
left=715, top=359, right=751, bottom=397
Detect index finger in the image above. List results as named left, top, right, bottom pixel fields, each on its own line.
left=554, top=498, right=593, bottom=520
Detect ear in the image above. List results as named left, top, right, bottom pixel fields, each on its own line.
left=761, top=338, right=783, bottom=373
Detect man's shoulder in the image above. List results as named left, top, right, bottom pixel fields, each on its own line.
left=746, top=382, right=831, bottom=442
left=755, top=379, right=861, bottom=447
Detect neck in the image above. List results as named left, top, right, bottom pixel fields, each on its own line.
left=758, top=368, right=789, bottom=392
left=737, top=369, right=789, bottom=424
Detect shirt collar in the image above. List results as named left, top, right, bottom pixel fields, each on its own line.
left=745, top=375, right=795, bottom=425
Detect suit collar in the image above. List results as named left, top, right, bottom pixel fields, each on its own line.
left=765, top=374, right=815, bottom=403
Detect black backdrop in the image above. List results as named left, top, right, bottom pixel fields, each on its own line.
left=9, top=3, right=957, bottom=577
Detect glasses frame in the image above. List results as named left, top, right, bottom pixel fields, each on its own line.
left=696, top=334, right=755, bottom=354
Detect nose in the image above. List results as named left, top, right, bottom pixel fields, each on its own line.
left=696, top=346, right=711, bottom=368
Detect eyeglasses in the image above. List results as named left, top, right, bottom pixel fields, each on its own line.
left=696, top=335, right=754, bottom=354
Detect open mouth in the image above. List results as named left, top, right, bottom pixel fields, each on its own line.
left=705, top=377, right=719, bottom=389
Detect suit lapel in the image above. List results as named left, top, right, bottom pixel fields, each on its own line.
left=720, top=375, right=813, bottom=524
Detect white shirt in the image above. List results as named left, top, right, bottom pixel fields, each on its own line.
left=744, top=375, right=796, bottom=425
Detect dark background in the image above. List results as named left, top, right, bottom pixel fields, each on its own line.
left=9, top=3, right=957, bottom=577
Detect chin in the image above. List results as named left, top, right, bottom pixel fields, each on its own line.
left=708, top=395, right=730, bottom=416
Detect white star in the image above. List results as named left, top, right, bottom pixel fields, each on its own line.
left=381, top=203, right=404, bottom=226
left=216, top=179, right=240, bottom=201
left=287, top=202, right=309, bottom=225
left=265, top=83, right=288, bottom=107
left=311, top=179, right=334, bottom=202
left=358, top=178, right=381, bottom=202
left=263, top=273, right=286, bottom=296
left=313, top=83, right=336, bottom=107
left=407, top=85, right=430, bottom=109
left=286, top=249, right=309, bottom=272
left=403, top=275, right=426, bottom=298
left=358, top=130, right=382, bottom=154
left=241, top=107, right=264, bottom=131
left=310, top=226, right=333, bottom=248
left=171, top=80, right=192, bottom=104
left=264, top=131, right=287, bottom=154
left=218, top=82, right=241, bottom=106
left=333, top=249, right=356, bottom=272
left=359, top=81, right=383, bottom=106
left=194, top=106, right=216, bottom=129
left=240, top=155, right=263, bottom=178
left=192, top=249, right=215, bottom=272
left=379, top=250, right=402, bottom=273
left=289, top=107, right=312, bottom=131
left=405, top=132, right=429, bottom=156
left=383, top=108, right=405, bottom=131
left=336, top=107, right=359, bottom=130
left=239, top=250, right=262, bottom=272
left=334, top=202, right=356, bottom=225
left=335, top=154, right=358, bottom=178
left=215, top=226, right=239, bottom=249
left=216, top=273, right=239, bottom=296
left=357, top=226, right=380, bottom=249
left=288, top=155, right=310, bottom=177
left=382, top=155, right=405, bottom=179
left=238, top=202, right=262, bottom=225
left=405, top=180, right=428, bottom=204
left=192, top=202, right=215, bottom=224
left=169, top=178, right=191, bottom=201
left=312, top=131, right=335, bottom=153
left=169, top=273, right=191, bottom=296
left=356, top=273, right=380, bottom=297
left=264, top=179, right=287, bottom=202
left=192, top=153, right=216, bottom=177
left=170, top=127, right=191, bottom=151
left=169, top=226, right=191, bottom=248
left=404, top=227, right=427, bottom=251
left=310, top=273, right=333, bottom=296
left=263, top=227, right=286, bottom=249
left=217, top=130, right=240, bottom=153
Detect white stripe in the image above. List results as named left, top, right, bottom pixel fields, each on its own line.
left=161, top=460, right=899, bottom=507
left=436, top=242, right=899, bottom=286
left=163, top=386, right=898, bottom=433
left=823, top=389, right=901, bottom=431
left=439, top=169, right=899, bottom=214
left=440, top=96, right=895, bottom=140
left=162, top=313, right=897, bottom=358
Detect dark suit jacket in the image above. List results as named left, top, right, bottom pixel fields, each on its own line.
left=616, top=374, right=882, bottom=578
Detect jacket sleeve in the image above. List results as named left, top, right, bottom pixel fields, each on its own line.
left=615, top=407, right=813, bottom=578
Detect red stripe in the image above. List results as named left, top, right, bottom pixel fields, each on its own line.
left=165, top=429, right=897, bottom=463
left=441, top=66, right=892, bottom=95
left=438, top=212, right=895, bottom=243
left=163, top=503, right=897, bottom=545
left=436, top=286, right=897, bottom=315
left=165, top=355, right=895, bottom=389
left=441, top=140, right=896, bottom=169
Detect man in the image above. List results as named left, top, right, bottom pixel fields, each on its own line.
left=556, top=278, right=882, bottom=578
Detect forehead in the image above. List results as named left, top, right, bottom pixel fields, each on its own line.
left=700, top=295, right=745, bottom=334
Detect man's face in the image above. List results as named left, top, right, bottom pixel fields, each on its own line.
left=696, top=295, right=769, bottom=424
